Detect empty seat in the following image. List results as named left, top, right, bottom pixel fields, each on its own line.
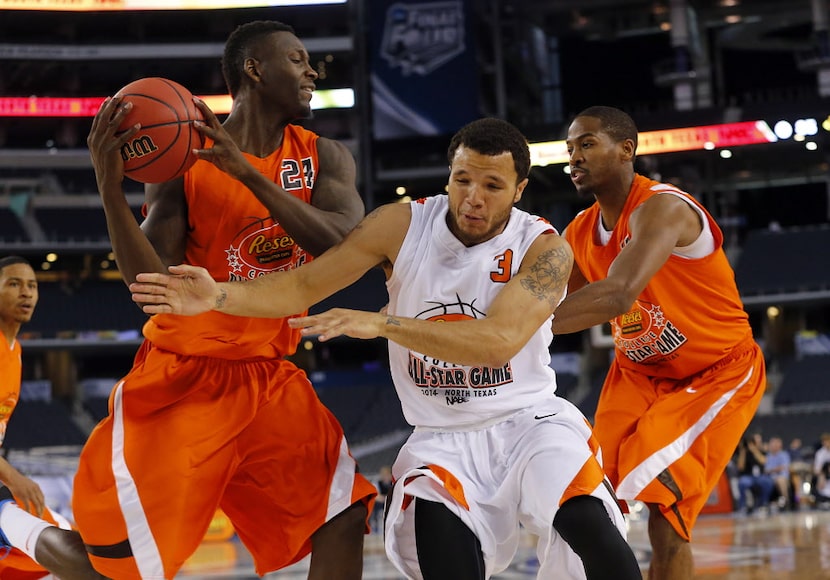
left=773, top=355, right=830, bottom=407
left=29, top=280, right=147, bottom=336
left=735, top=226, right=830, bottom=296
left=0, top=207, right=28, bottom=243
left=4, top=401, right=87, bottom=450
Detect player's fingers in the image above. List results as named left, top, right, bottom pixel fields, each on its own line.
left=134, top=272, right=171, bottom=284
left=20, top=495, right=38, bottom=516
left=128, top=283, right=166, bottom=297
left=88, top=97, right=124, bottom=145
left=89, top=97, right=112, bottom=132
left=287, top=316, right=311, bottom=328
left=167, top=263, right=203, bottom=276
left=33, top=494, right=45, bottom=517
left=141, top=303, right=171, bottom=314
left=316, top=326, right=342, bottom=342
left=192, top=96, right=221, bottom=126
left=113, top=122, right=141, bottom=147
left=192, top=120, right=221, bottom=144
left=132, top=292, right=169, bottom=305
left=191, top=144, right=214, bottom=159
left=104, top=99, right=131, bottom=130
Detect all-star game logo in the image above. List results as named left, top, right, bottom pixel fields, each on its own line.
left=407, top=295, right=513, bottom=406
left=0, top=391, right=17, bottom=446
left=225, top=217, right=308, bottom=281
left=380, top=1, right=466, bottom=76
left=612, top=300, right=688, bottom=364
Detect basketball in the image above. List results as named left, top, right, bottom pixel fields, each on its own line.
left=114, top=77, right=204, bottom=183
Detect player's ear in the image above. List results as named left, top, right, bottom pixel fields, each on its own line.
left=620, top=138, right=636, bottom=162
left=244, top=58, right=261, bottom=83
left=513, top=177, right=529, bottom=203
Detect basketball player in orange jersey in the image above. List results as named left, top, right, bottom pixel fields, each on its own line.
left=0, top=21, right=375, bottom=580
left=130, top=118, right=642, bottom=580
left=551, top=106, right=766, bottom=580
left=0, top=256, right=79, bottom=580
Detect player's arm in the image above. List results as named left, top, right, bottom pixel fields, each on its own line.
left=130, top=202, right=409, bottom=318
left=0, top=456, right=45, bottom=516
left=293, top=136, right=365, bottom=253
left=290, top=232, right=573, bottom=368
left=551, top=194, right=701, bottom=335
left=559, top=226, right=590, bottom=295
left=192, top=99, right=364, bottom=257
left=88, top=95, right=186, bottom=288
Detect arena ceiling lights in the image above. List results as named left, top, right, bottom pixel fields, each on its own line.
left=0, top=89, right=354, bottom=117
left=530, top=117, right=823, bottom=167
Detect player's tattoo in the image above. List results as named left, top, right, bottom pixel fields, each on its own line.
left=385, top=316, right=401, bottom=327
left=353, top=206, right=385, bottom=231
left=520, top=246, right=571, bottom=307
left=215, top=288, right=227, bottom=310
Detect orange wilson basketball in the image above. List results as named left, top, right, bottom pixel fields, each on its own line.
left=115, top=77, right=204, bottom=183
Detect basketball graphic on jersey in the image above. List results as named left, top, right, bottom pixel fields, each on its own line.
left=613, top=301, right=688, bottom=364
left=416, top=295, right=486, bottom=322
left=407, top=296, right=513, bottom=399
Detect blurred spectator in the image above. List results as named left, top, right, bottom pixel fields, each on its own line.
left=736, top=433, right=774, bottom=514
left=764, top=436, right=791, bottom=510
left=788, top=437, right=812, bottom=509
left=371, top=465, right=393, bottom=534
left=788, top=437, right=811, bottom=466
left=813, top=433, right=830, bottom=508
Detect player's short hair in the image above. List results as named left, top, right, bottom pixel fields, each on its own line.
left=447, top=118, right=531, bottom=183
left=0, top=255, right=31, bottom=275
left=222, top=20, right=296, bottom=97
left=575, top=105, right=639, bottom=151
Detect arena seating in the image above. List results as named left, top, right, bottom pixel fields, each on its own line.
left=0, top=208, right=28, bottom=243
left=32, top=280, right=147, bottom=337
left=747, top=407, right=830, bottom=451
left=3, top=400, right=87, bottom=450
left=35, top=207, right=111, bottom=243
left=735, top=225, right=830, bottom=297
left=773, top=355, right=830, bottom=407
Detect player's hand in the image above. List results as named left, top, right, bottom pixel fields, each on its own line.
left=289, top=308, right=384, bottom=342
left=191, top=97, right=251, bottom=179
left=129, top=264, right=220, bottom=315
left=87, top=95, right=140, bottom=191
left=6, top=472, right=46, bottom=517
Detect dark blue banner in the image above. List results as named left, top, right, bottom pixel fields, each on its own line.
left=369, top=0, right=479, bottom=140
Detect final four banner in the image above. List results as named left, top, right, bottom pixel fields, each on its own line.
left=369, top=0, right=479, bottom=140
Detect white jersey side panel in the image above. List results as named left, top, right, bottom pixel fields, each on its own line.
left=386, top=194, right=560, bottom=429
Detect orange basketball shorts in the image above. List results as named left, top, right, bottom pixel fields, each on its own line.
left=72, top=341, right=376, bottom=579
left=593, top=337, right=765, bottom=540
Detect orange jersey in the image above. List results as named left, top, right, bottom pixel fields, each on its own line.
left=565, top=174, right=752, bottom=379
left=0, top=335, right=22, bottom=447
left=143, top=124, right=319, bottom=360
left=0, top=337, right=53, bottom=578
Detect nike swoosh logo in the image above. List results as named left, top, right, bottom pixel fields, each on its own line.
left=686, top=387, right=697, bottom=393
left=534, top=413, right=558, bottom=420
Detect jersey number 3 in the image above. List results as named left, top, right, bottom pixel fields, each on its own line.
left=490, top=249, right=513, bottom=283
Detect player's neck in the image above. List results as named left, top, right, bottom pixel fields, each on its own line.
left=0, top=321, right=19, bottom=348
left=593, top=171, right=635, bottom=230
left=223, top=110, right=287, bottom=158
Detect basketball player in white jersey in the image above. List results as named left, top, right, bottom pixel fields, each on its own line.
left=129, top=118, right=642, bottom=580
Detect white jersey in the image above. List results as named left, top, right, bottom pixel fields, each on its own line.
left=387, top=194, right=560, bottom=429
